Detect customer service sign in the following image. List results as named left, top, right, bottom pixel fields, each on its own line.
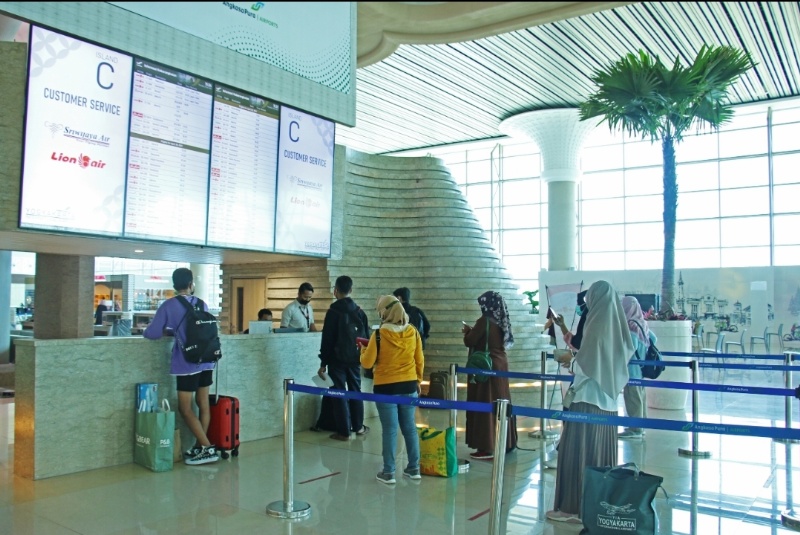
left=109, top=2, right=353, bottom=94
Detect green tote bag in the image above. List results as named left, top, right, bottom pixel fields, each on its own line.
left=134, top=399, right=175, bottom=472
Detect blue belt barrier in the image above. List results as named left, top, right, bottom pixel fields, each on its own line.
left=288, top=382, right=494, bottom=413
left=661, top=351, right=789, bottom=361
left=458, top=366, right=800, bottom=397
left=629, top=359, right=797, bottom=372
left=511, top=405, right=800, bottom=441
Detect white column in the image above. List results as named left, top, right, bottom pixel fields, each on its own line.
left=0, top=251, right=10, bottom=363
left=499, top=109, right=597, bottom=271
left=189, top=263, right=219, bottom=309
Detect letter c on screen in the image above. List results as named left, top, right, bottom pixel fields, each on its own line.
left=97, top=62, right=114, bottom=90
left=289, top=121, right=300, bottom=142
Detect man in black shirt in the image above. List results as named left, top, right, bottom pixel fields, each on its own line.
left=393, top=287, right=430, bottom=349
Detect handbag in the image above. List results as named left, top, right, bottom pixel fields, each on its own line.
left=631, top=321, right=665, bottom=379
left=580, top=463, right=665, bottom=535
left=418, top=426, right=458, bottom=477
left=360, top=331, right=379, bottom=380
left=466, top=320, right=492, bottom=383
left=134, top=399, right=175, bottom=472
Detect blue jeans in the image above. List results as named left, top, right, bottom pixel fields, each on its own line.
left=375, top=392, right=420, bottom=474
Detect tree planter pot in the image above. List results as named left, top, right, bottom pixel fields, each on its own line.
left=646, top=320, right=693, bottom=410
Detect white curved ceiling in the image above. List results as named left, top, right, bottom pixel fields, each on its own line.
left=338, top=1, right=800, bottom=155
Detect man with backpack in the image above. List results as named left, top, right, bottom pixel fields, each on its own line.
left=143, top=267, right=220, bottom=465
left=318, top=275, right=371, bottom=441
left=393, top=287, right=430, bottom=349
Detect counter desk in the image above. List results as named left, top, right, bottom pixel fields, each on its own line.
left=13, top=332, right=331, bottom=479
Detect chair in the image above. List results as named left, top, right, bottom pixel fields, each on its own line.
left=693, top=324, right=704, bottom=352
left=766, top=324, right=784, bottom=353
left=750, top=326, right=769, bottom=353
left=725, top=329, right=746, bottom=355
left=701, top=332, right=726, bottom=365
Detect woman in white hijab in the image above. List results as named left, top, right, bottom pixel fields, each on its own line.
left=546, top=280, right=634, bottom=525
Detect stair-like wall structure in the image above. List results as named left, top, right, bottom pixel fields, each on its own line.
left=221, top=146, right=550, bottom=386
left=329, top=148, right=548, bottom=377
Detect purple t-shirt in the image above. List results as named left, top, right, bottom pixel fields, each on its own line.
left=143, top=295, right=216, bottom=376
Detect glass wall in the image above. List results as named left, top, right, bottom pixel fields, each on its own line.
left=391, top=96, right=800, bottom=291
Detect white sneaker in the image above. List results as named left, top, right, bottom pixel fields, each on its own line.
left=618, top=429, right=644, bottom=440
left=185, top=446, right=220, bottom=465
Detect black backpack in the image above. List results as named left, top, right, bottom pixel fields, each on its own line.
left=407, top=306, right=427, bottom=347
left=176, top=296, right=222, bottom=364
left=334, top=307, right=367, bottom=365
left=427, top=371, right=449, bottom=400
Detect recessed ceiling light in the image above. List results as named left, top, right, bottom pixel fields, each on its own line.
left=134, top=249, right=144, bottom=253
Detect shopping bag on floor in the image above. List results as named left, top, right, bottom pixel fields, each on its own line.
left=580, top=462, right=664, bottom=534
left=134, top=399, right=175, bottom=472
left=418, top=426, right=457, bottom=477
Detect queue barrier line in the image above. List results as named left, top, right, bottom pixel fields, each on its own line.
left=662, top=351, right=790, bottom=361
left=459, top=366, right=800, bottom=398
left=547, top=351, right=794, bottom=361
left=629, top=358, right=798, bottom=372
left=510, top=405, right=800, bottom=441
left=274, top=379, right=510, bottom=535
left=288, top=382, right=494, bottom=413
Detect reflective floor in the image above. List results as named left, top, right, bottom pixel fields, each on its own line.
left=2, top=365, right=800, bottom=534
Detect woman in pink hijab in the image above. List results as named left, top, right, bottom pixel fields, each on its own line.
left=619, top=295, right=657, bottom=439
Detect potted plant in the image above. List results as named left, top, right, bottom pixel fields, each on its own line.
left=578, top=45, right=754, bottom=314
left=523, top=290, right=539, bottom=314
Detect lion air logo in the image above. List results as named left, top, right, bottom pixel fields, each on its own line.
left=51, top=152, right=106, bottom=169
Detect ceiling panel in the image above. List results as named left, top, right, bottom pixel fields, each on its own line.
left=336, top=1, right=799, bottom=155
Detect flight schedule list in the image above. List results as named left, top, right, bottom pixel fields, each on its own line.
left=124, top=61, right=213, bottom=244
left=207, top=86, right=280, bottom=250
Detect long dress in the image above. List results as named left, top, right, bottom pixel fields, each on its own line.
left=463, top=316, right=518, bottom=453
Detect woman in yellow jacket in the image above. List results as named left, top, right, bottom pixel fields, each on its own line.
left=360, top=294, right=425, bottom=485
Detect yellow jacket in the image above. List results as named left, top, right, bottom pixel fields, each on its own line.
left=360, top=325, right=424, bottom=386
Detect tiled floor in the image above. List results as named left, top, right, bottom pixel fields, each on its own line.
left=2, top=363, right=800, bottom=534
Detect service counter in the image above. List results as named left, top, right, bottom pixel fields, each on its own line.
left=13, top=332, right=327, bottom=479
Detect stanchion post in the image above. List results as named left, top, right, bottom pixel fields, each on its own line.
left=528, top=350, right=558, bottom=441
left=488, top=399, right=509, bottom=535
left=775, top=351, right=800, bottom=444
left=452, top=364, right=471, bottom=474
left=267, top=379, right=311, bottom=519
left=679, top=360, right=711, bottom=458
left=449, top=363, right=458, bottom=429
left=782, top=434, right=800, bottom=530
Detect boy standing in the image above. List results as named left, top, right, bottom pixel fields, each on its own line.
left=144, top=267, right=219, bottom=465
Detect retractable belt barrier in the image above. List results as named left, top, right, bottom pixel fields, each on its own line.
left=270, top=355, right=800, bottom=534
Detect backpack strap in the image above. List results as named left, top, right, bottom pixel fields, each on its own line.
left=174, top=295, right=198, bottom=347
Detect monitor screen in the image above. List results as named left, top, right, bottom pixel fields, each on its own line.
left=207, top=85, right=280, bottom=250
left=248, top=321, right=273, bottom=335
left=20, top=26, right=133, bottom=236
left=274, top=106, right=334, bottom=256
left=123, top=59, right=213, bottom=244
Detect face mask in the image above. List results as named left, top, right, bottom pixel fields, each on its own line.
left=298, top=298, right=310, bottom=305
left=576, top=304, right=586, bottom=317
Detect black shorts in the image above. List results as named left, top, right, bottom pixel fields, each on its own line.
left=175, top=370, right=213, bottom=392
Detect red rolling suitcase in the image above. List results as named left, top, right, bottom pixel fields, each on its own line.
left=208, top=394, right=240, bottom=459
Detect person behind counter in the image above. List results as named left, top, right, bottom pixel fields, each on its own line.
left=143, top=267, right=219, bottom=466
left=243, top=308, right=273, bottom=334
left=281, top=282, right=317, bottom=332
left=94, top=300, right=112, bottom=326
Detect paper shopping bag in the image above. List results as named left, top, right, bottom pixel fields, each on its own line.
left=134, top=400, right=175, bottom=472
left=418, top=426, right=457, bottom=477
left=581, top=463, right=664, bottom=534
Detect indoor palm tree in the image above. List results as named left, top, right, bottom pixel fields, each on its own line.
left=579, top=45, right=754, bottom=313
